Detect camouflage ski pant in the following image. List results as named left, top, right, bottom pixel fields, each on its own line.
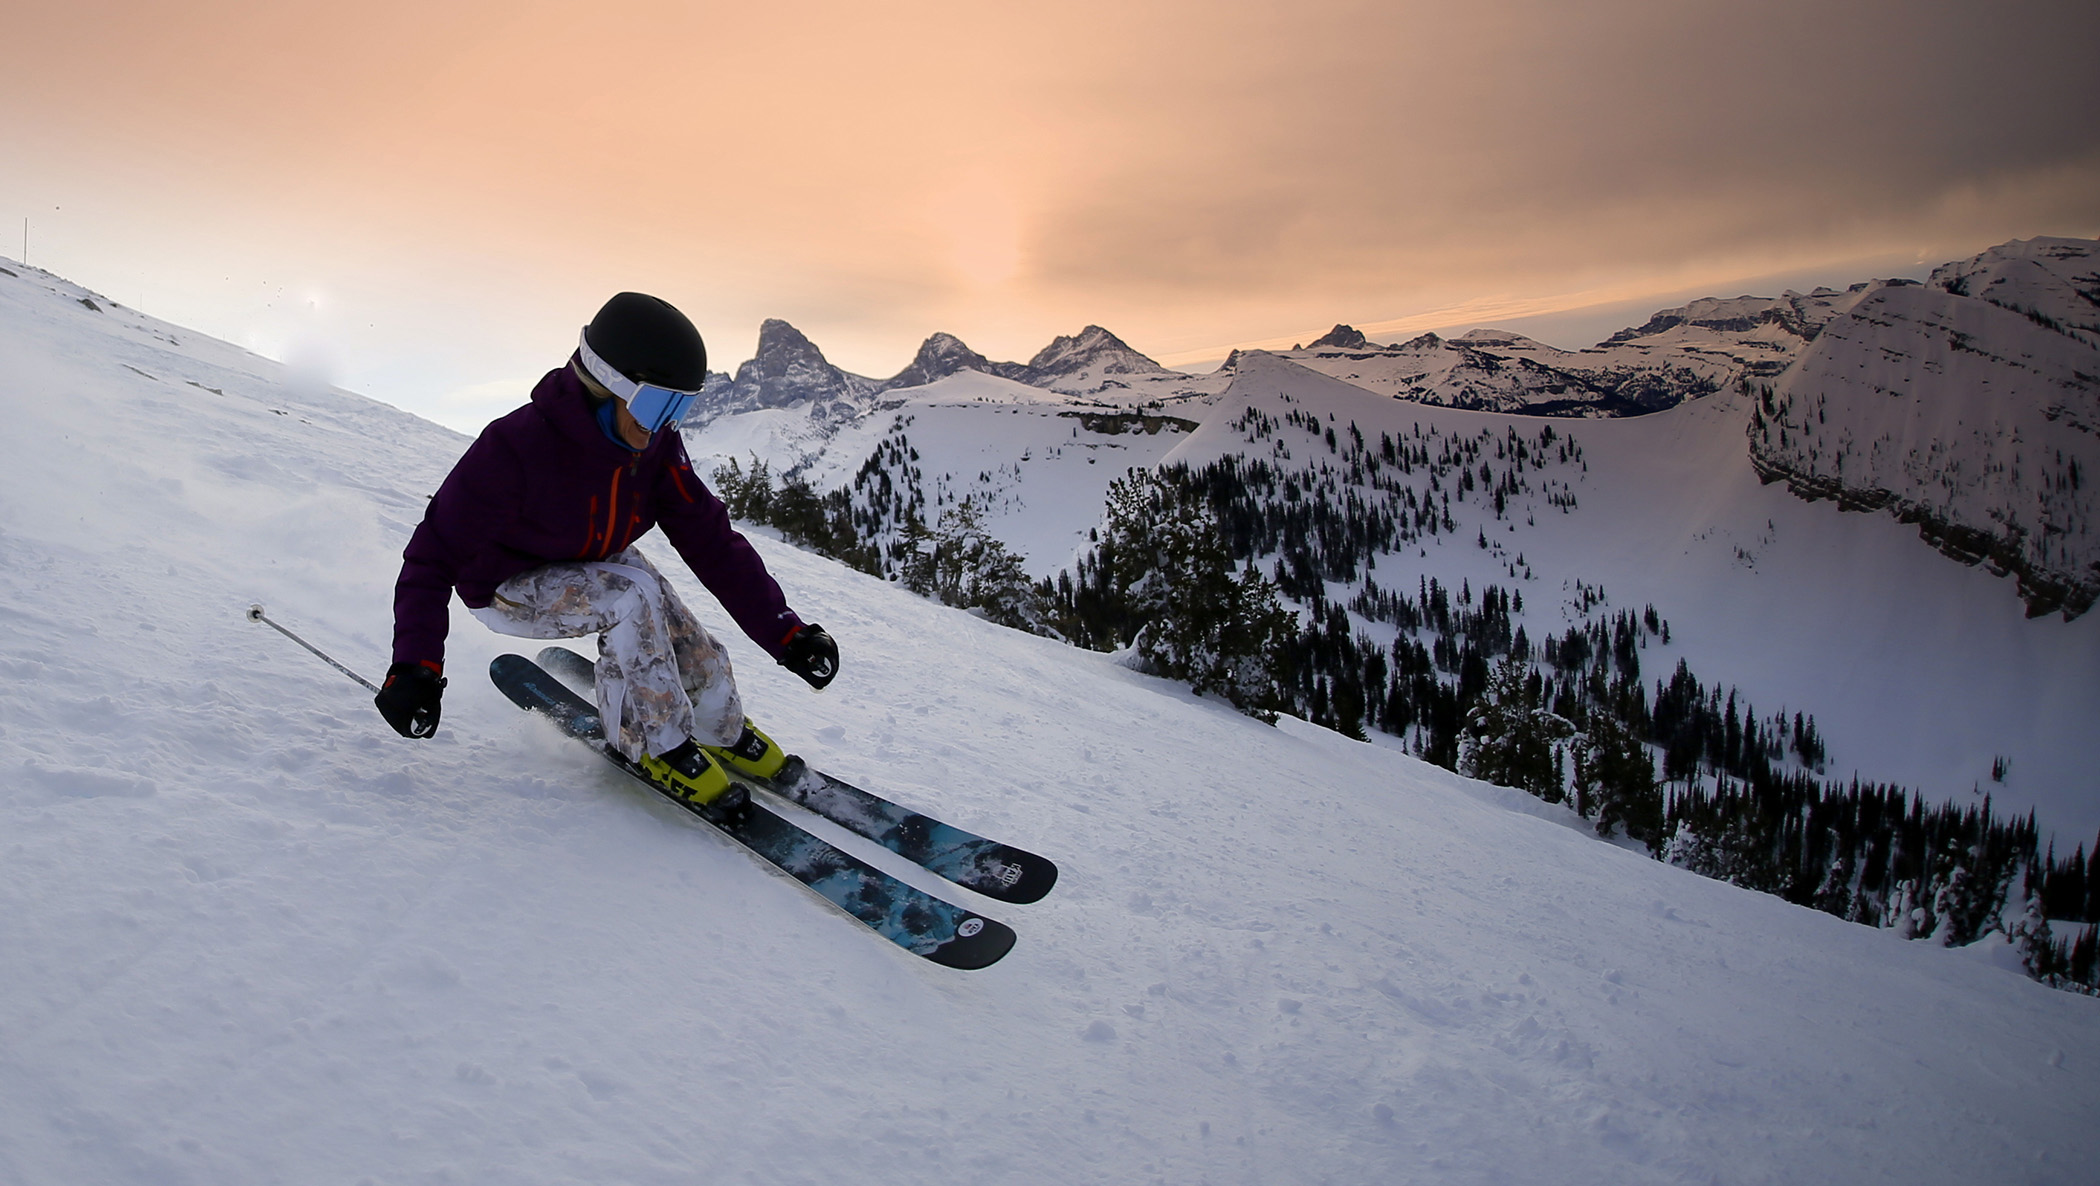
left=470, top=548, right=744, bottom=761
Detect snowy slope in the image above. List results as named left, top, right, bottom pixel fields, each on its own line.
left=1930, top=236, right=2100, bottom=348
left=4, top=260, right=2100, bottom=1185
left=1165, top=353, right=2100, bottom=837
left=689, top=369, right=1208, bottom=579
left=1752, top=240, right=2100, bottom=618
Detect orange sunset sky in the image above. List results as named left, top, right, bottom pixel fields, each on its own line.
left=5, top=0, right=2097, bottom=432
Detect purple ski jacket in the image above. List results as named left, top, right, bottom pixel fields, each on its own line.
left=390, top=359, right=802, bottom=668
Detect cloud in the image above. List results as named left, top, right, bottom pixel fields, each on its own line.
left=1026, top=1, right=2100, bottom=308
left=5, top=0, right=2095, bottom=396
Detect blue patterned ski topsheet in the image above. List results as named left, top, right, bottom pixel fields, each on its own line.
left=489, top=654, right=1014, bottom=970
left=534, top=646, right=1057, bottom=905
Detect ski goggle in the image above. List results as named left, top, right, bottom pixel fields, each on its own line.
left=577, top=328, right=702, bottom=433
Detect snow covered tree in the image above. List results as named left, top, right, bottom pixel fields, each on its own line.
left=898, top=500, right=1047, bottom=631
left=1574, top=711, right=1664, bottom=852
left=710, top=454, right=773, bottom=522
left=2007, top=881, right=2059, bottom=981
left=1089, top=470, right=1292, bottom=720
left=1461, top=657, right=1573, bottom=802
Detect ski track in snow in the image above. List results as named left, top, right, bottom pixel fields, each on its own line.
left=2, top=261, right=2097, bottom=1185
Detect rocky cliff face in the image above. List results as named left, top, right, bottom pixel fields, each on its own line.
left=698, top=318, right=882, bottom=426
left=1747, top=239, right=2100, bottom=618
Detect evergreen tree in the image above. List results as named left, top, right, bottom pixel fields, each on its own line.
left=900, top=500, right=1048, bottom=631
left=2069, top=925, right=2099, bottom=988
left=1460, top=657, right=1573, bottom=802
left=1086, top=470, right=1292, bottom=720
left=1575, top=712, right=1664, bottom=852
left=709, top=454, right=774, bottom=522
left=2008, top=880, right=2059, bottom=981
left=2087, top=836, right=2100, bottom=923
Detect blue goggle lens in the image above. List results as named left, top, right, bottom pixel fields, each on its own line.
left=627, top=383, right=698, bottom=432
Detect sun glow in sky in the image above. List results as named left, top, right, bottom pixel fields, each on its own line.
left=4, top=0, right=2097, bottom=431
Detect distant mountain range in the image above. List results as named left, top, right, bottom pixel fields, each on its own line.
left=1265, top=286, right=1872, bottom=416
left=689, top=236, right=2100, bottom=621
left=687, top=278, right=1882, bottom=426
left=688, top=320, right=1197, bottom=427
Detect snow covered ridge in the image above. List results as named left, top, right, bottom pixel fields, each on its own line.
left=1750, top=238, right=2100, bottom=619
left=1257, top=287, right=1872, bottom=417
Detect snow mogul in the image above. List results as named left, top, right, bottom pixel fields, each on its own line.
left=374, top=292, right=839, bottom=817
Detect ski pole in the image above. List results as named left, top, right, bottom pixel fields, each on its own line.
left=245, top=603, right=381, bottom=694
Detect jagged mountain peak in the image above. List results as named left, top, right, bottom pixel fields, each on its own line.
left=1027, top=324, right=1166, bottom=375
left=692, top=317, right=879, bottom=424
left=748, top=318, right=828, bottom=368
left=1307, top=324, right=1371, bottom=350
left=905, top=330, right=991, bottom=373
left=881, top=331, right=1032, bottom=392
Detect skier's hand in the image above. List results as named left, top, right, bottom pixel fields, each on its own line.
left=779, top=623, right=838, bottom=690
left=375, top=661, right=446, bottom=738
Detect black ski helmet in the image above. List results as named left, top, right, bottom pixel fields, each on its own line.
left=582, top=292, right=707, bottom=391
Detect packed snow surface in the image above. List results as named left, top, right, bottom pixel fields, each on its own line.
left=2, top=261, right=2098, bottom=1185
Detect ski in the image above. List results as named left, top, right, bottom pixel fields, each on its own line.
left=489, top=654, right=1015, bottom=970
left=536, top=646, right=1058, bottom=905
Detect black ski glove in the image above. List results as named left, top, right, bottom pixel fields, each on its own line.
left=375, top=661, right=446, bottom=738
left=779, top=623, right=839, bottom=690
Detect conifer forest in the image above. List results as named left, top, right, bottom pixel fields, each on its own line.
left=712, top=403, right=2100, bottom=994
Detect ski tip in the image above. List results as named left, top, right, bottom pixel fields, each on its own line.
left=924, top=914, right=1018, bottom=970
left=489, top=653, right=533, bottom=681
left=992, top=851, right=1058, bottom=905
left=1010, top=872, right=1058, bottom=906
left=535, top=645, right=595, bottom=687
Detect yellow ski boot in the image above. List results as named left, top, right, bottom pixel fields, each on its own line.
left=705, top=720, right=789, bottom=781
left=639, top=740, right=746, bottom=819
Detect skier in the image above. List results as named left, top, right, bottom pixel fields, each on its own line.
left=374, top=292, right=838, bottom=816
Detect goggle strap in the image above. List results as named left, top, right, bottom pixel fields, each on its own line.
left=577, top=328, right=641, bottom=404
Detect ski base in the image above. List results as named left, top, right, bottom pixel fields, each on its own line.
left=490, top=654, right=1015, bottom=970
